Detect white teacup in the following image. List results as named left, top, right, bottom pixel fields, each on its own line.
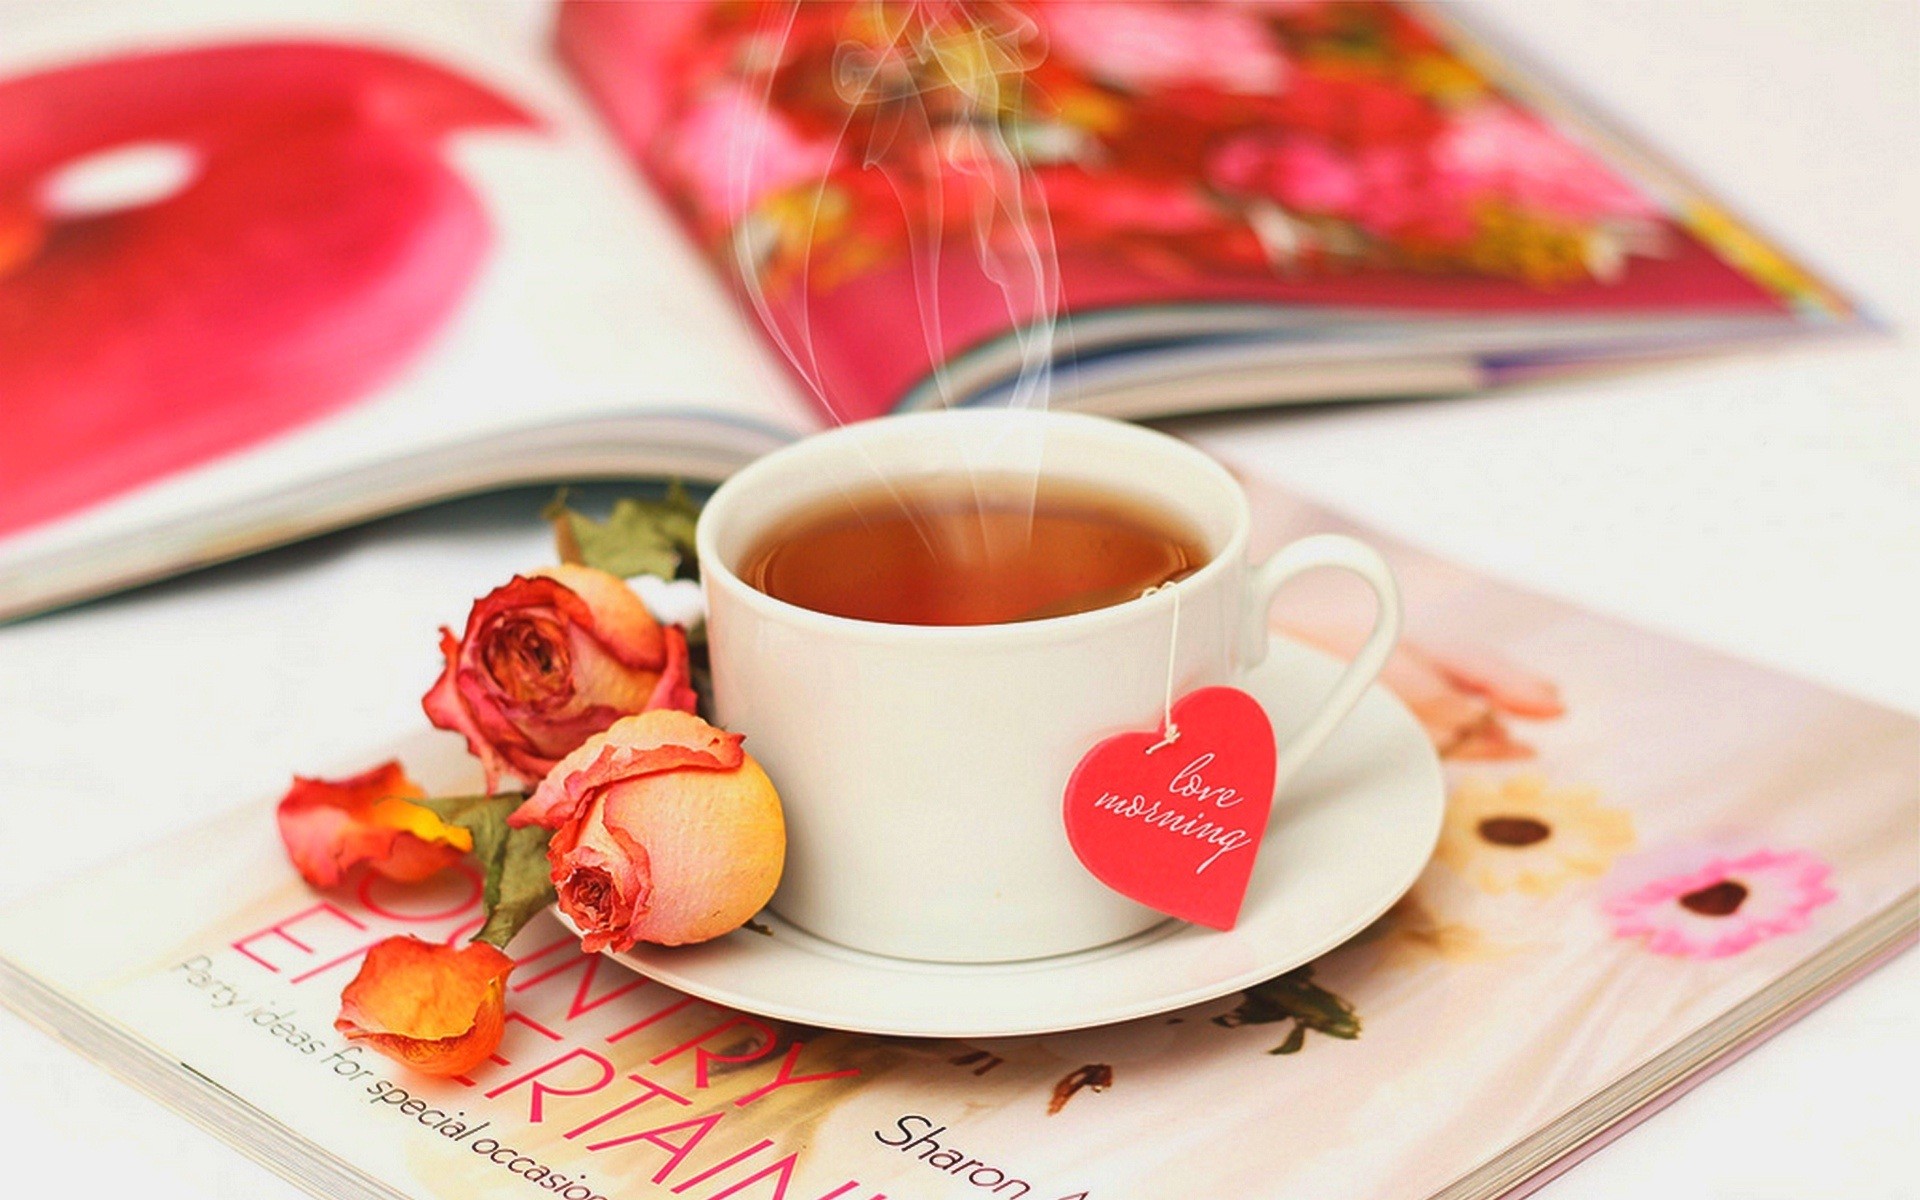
left=696, top=410, right=1400, bottom=963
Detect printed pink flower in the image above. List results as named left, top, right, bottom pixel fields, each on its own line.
left=1432, top=106, right=1658, bottom=223
left=668, top=83, right=840, bottom=225
left=1206, top=132, right=1476, bottom=245
left=1236, top=136, right=1360, bottom=215
left=1346, top=146, right=1477, bottom=243
left=1043, top=3, right=1287, bottom=95
left=1604, top=849, right=1836, bottom=959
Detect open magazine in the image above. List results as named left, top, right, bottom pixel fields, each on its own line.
left=0, top=0, right=1863, bottom=623
left=1, top=466, right=1912, bottom=1200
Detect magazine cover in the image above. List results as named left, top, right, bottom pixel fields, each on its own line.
left=2, top=467, right=1911, bottom=1200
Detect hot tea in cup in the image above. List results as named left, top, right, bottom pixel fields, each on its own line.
left=739, top=475, right=1209, bottom=625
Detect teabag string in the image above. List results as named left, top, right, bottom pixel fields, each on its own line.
left=1142, top=582, right=1181, bottom=755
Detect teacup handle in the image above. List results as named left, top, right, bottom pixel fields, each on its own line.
left=1240, top=534, right=1403, bottom=793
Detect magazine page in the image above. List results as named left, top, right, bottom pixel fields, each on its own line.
left=1, top=469, right=1911, bottom=1200
left=559, top=0, right=1858, bottom=422
left=0, top=0, right=815, bottom=575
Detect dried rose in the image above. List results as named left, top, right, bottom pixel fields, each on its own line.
left=510, top=710, right=784, bottom=952
left=423, top=564, right=696, bottom=790
left=275, top=761, right=471, bottom=888
left=335, top=936, right=513, bottom=1077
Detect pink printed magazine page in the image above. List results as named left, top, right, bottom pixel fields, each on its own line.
left=558, top=0, right=1862, bottom=421
left=0, top=0, right=812, bottom=570
left=0, top=467, right=1911, bottom=1200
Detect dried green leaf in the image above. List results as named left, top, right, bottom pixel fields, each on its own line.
left=1269, top=1023, right=1308, bottom=1056
left=1213, top=965, right=1361, bottom=1045
left=1274, top=974, right=1361, bottom=1039
left=542, top=482, right=702, bottom=581
left=416, top=792, right=553, bottom=951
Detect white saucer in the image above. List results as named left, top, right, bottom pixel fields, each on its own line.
left=602, top=636, right=1444, bottom=1039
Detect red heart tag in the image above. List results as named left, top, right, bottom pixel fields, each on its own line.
left=1063, top=687, right=1277, bottom=930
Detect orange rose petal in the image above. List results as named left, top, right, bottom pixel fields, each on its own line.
left=367, top=797, right=477, bottom=882
left=336, top=937, right=514, bottom=1078
left=421, top=626, right=503, bottom=785
left=643, top=624, right=700, bottom=714
left=369, top=796, right=471, bottom=849
left=423, top=576, right=586, bottom=790
left=275, top=762, right=470, bottom=889
left=510, top=709, right=745, bottom=830
left=535, top=564, right=667, bottom=667
left=549, top=808, right=655, bottom=954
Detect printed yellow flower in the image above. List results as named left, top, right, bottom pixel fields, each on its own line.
left=1437, top=775, right=1633, bottom=896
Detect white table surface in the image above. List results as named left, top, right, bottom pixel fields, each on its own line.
left=0, top=2, right=1913, bottom=1198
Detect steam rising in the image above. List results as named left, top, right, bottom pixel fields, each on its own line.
left=726, top=2, right=1070, bottom=547
left=729, top=1, right=1063, bottom=421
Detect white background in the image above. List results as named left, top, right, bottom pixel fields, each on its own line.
left=0, top=2, right=1914, bottom=1198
